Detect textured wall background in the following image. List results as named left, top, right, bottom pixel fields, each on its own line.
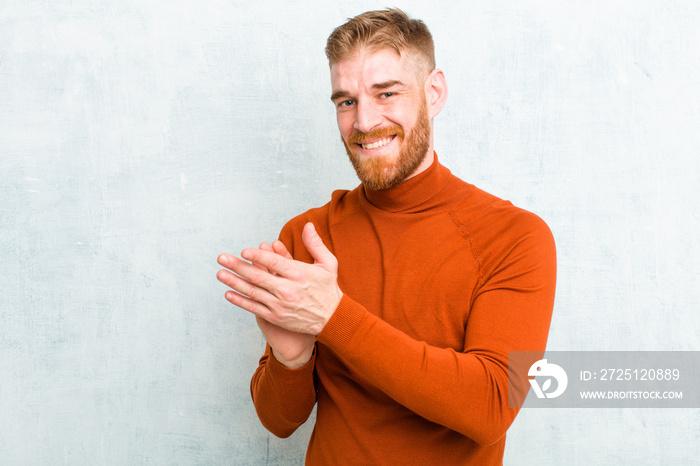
left=1, top=0, right=698, bottom=464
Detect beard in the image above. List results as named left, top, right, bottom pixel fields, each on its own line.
left=341, top=100, right=431, bottom=191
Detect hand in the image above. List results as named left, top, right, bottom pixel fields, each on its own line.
left=252, top=241, right=315, bottom=369
left=217, top=223, right=342, bottom=350
left=255, top=315, right=315, bottom=369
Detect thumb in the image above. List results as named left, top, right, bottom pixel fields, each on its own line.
left=302, top=222, right=337, bottom=269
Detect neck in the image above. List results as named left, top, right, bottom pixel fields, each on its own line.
left=362, top=152, right=451, bottom=213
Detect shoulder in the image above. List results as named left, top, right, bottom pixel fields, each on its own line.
left=451, top=184, right=553, bottom=241
left=449, top=185, right=556, bottom=276
left=280, top=187, right=362, bottom=233
left=278, top=186, right=363, bottom=259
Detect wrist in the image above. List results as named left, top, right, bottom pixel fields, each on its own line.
left=272, top=345, right=314, bottom=370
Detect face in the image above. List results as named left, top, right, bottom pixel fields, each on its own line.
left=330, top=48, right=433, bottom=190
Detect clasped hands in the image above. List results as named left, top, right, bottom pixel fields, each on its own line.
left=217, top=222, right=342, bottom=366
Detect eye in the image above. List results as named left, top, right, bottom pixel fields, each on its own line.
left=338, top=99, right=355, bottom=107
left=380, top=92, right=395, bottom=99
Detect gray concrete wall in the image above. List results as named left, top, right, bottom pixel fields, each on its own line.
left=1, top=1, right=698, bottom=464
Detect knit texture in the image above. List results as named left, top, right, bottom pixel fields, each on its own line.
left=250, top=155, right=557, bottom=465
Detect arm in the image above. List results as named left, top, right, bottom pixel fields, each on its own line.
left=316, top=212, right=556, bottom=444
left=218, top=240, right=319, bottom=437
left=249, top=343, right=317, bottom=438
left=220, top=215, right=556, bottom=444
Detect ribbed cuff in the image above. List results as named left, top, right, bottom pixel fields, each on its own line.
left=316, top=294, right=367, bottom=352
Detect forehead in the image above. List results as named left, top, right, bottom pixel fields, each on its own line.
left=330, top=48, right=419, bottom=91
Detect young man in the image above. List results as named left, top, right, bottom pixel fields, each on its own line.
left=217, top=9, right=556, bottom=465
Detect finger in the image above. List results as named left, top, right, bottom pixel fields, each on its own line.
left=271, top=240, right=293, bottom=260
left=218, top=253, right=244, bottom=270
left=301, top=223, right=337, bottom=269
left=223, top=288, right=275, bottom=321
left=216, top=267, right=278, bottom=306
left=254, top=242, right=274, bottom=271
left=219, top=254, right=277, bottom=287
left=241, top=248, right=294, bottom=279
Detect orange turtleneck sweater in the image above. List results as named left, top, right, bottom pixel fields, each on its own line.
left=250, top=155, right=557, bottom=465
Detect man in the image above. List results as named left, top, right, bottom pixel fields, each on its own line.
left=217, top=8, right=556, bottom=465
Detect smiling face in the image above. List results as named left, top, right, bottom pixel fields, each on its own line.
left=330, top=48, right=436, bottom=190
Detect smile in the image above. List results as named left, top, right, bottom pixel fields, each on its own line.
left=359, top=136, right=394, bottom=150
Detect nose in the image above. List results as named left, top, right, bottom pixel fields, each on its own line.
left=354, top=100, right=382, bottom=134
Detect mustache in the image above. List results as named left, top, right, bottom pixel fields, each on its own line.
left=347, top=125, right=405, bottom=145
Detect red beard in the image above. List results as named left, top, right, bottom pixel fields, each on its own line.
left=342, top=101, right=431, bottom=191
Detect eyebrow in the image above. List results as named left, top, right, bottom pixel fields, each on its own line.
left=373, top=80, right=405, bottom=90
left=330, top=90, right=351, bottom=102
left=330, top=80, right=406, bottom=102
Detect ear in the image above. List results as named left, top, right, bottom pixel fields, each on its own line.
left=424, top=69, right=448, bottom=119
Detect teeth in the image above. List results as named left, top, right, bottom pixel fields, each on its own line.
left=361, top=137, right=392, bottom=150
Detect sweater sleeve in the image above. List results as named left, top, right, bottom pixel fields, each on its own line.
left=315, top=211, right=556, bottom=445
left=250, top=344, right=317, bottom=438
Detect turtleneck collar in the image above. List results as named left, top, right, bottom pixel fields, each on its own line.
left=361, top=152, right=452, bottom=213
